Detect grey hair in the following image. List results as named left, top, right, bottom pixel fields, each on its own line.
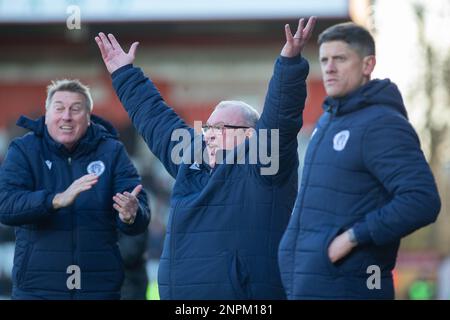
left=45, top=79, right=93, bottom=112
left=214, top=100, right=260, bottom=128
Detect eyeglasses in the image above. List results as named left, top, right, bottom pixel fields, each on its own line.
left=201, top=123, right=250, bottom=135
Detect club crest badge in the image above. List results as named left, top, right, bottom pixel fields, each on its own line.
left=87, top=160, right=105, bottom=176
left=333, top=130, right=350, bottom=151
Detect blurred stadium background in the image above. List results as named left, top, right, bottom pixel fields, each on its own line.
left=0, top=0, right=449, bottom=300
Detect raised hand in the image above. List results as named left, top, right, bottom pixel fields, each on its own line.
left=281, top=16, right=317, bottom=58
left=95, top=32, right=139, bottom=74
left=113, top=184, right=142, bottom=225
left=52, top=174, right=99, bottom=209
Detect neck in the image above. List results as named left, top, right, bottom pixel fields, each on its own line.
left=209, top=156, right=216, bottom=168
left=360, top=75, right=371, bottom=87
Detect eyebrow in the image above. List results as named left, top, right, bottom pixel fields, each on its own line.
left=320, top=53, right=347, bottom=61
left=52, top=101, right=83, bottom=106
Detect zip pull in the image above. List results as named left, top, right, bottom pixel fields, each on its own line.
left=68, top=157, right=72, bottom=165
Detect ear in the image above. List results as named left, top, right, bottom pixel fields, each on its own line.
left=362, top=55, right=376, bottom=77
left=87, top=113, right=91, bottom=126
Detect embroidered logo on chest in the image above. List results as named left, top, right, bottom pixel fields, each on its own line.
left=189, top=162, right=201, bottom=171
left=333, top=130, right=350, bottom=151
left=45, top=160, right=52, bottom=170
left=87, top=160, right=105, bottom=176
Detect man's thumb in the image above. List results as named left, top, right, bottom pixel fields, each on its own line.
left=131, top=184, right=142, bottom=197
left=129, top=42, right=139, bottom=60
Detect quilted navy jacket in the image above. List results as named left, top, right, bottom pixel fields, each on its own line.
left=0, top=114, right=150, bottom=299
left=111, top=55, right=309, bottom=299
left=278, top=79, right=441, bottom=299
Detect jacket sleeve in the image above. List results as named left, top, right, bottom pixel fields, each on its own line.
left=118, top=230, right=148, bottom=268
left=352, top=114, right=441, bottom=246
left=255, top=55, right=309, bottom=184
left=112, top=142, right=151, bottom=236
left=111, top=64, right=193, bottom=179
left=0, top=141, right=56, bottom=226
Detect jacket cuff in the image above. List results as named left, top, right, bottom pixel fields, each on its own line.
left=352, top=220, right=373, bottom=246
left=111, top=64, right=134, bottom=79
left=45, top=192, right=58, bottom=214
left=117, top=206, right=147, bottom=235
left=279, top=55, right=303, bottom=65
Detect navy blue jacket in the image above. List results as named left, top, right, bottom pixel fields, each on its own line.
left=278, top=79, right=441, bottom=299
left=111, top=55, right=309, bottom=299
left=0, top=115, right=150, bottom=299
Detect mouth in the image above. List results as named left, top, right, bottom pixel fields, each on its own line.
left=59, top=125, right=74, bottom=133
left=325, top=79, right=337, bottom=85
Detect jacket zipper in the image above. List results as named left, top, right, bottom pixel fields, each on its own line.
left=67, top=156, right=76, bottom=300
left=290, top=108, right=335, bottom=294
left=168, top=165, right=209, bottom=298
left=297, top=108, right=334, bottom=226
left=168, top=200, right=182, bottom=299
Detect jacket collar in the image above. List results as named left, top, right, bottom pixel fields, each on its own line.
left=322, top=78, right=408, bottom=118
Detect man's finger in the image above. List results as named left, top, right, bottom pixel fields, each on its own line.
left=76, top=180, right=97, bottom=190
left=113, top=203, right=124, bottom=213
left=284, top=24, right=293, bottom=43
left=78, top=178, right=98, bottom=189
left=131, top=184, right=142, bottom=197
left=84, top=173, right=99, bottom=180
left=95, top=36, right=108, bottom=58
left=79, top=173, right=98, bottom=180
left=116, top=193, right=129, bottom=201
left=71, top=175, right=97, bottom=189
left=113, top=196, right=128, bottom=207
left=79, top=184, right=94, bottom=192
left=303, top=16, right=317, bottom=40
left=128, top=42, right=139, bottom=60
left=77, top=174, right=98, bottom=184
left=86, top=178, right=99, bottom=186
left=107, top=33, right=122, bottom=51
left=99, top=32, right=113, bottom=52
left=294, top=18, right=305, bottom=38
left=70, top=184, right=93, bottom=199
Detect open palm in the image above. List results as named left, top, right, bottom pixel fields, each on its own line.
left=95, top=32, right=139, bottom=74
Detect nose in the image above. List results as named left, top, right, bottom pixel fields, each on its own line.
left=325, top=60, right=337, bottom=74
left=204, top=129, right=216, bottom=143
left=62, top=109, right=72, bottom=121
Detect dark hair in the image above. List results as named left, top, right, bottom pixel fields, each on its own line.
left=318, top=22, right=375, bottom=57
